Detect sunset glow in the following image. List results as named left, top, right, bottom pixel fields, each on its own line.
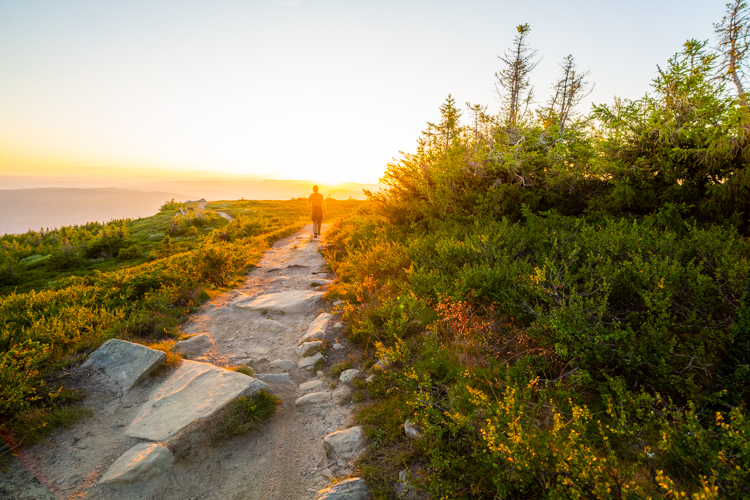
left=1, top=0, right=720, bottom=185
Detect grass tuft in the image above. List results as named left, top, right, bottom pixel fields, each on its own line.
left=144, top=340, right=184, bottom=370
left=211, top=391, right=280, bottom=445
left=229, top=365, right=255, bottom=376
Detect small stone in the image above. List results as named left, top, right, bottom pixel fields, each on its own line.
left=99, top=443, right=173, bottom=484
left=270, top=359, right=297, bottom=372
left=333, top=322, right=343, bottom=328
left=173, top=334, right=214, bottom=359
left=296, top=341, right=323, bottom=357
left=298, top=352, right=324, bottom=369
left=254, top=373, right=294, bottom=385
left=366, top=374, right=376, bottom=383
left=298, top=312, right=332, bottom=344
left=322, top=426, right=366, bottom=460
left=295, top=391, right=331, bottom=406
left=317, top=370, right=325, bottom=377
left=338, top=369, right=359, bottom=384
left=234, top=358, right=254, bottom=366
left=313, top=477, right=368, bottom=500
left=404, top=419, right=423, bottom=439
left=332, top=343, right=344, bottom=350
left=235, top=290, right=324, bottom=314
left=394, top=469, right=410, bottom=497
left=333, top=300, right=343, bottom=306
left=299, top=379, right=326, bottom=393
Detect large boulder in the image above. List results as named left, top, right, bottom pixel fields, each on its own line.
left=99, top=443, right=173, bottom=484
left=314, top=478, right=369, bottom=500
left=125, top=360, right=269, bottom=443
left=234, top=290, right=324, bottom=314
left=83, top=339, right=165, bottom=394
left=322, top=426, right=366, bottom=460
left=172, top=334, right=214, bottom=359
left=298, top=313, right=332, bottom=344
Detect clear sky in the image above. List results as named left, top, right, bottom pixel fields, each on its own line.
left=0, top=0, right=724, bottom=184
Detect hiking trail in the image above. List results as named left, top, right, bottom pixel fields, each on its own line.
left=5, top=223, right=369, bottom=500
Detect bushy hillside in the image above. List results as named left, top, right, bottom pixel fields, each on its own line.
left=325, top=15, right=750, bottom=500
left=0, top=198, right=360, bottom=444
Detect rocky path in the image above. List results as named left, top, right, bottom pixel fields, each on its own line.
left=5, top=224, right=368, bottom=500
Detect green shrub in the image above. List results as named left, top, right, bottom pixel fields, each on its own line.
left=117, top=244, right=143, bottom=260
left=18, top=254, right=51, bottom=269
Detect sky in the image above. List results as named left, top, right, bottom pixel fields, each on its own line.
left=0, top=0, right=725, bottom=185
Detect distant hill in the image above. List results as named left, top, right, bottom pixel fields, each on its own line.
left=0, top=176, right=380, bottom=235
left=0, top=188, right=191, bottom=235
left=125, top=179, right=378, bottom=201
left=0, top=175, right=380, bottom=202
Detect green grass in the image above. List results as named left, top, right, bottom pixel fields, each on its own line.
left=228, top=365, right=255, bottom=376
left=8, top=404, right=92, bottom=448
left=1, top=199, right=362, bottom=296
left=211, top=391, right=280, bottom=444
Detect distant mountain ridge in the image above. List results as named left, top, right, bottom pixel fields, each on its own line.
left=0, top=178, right=380, bottom=235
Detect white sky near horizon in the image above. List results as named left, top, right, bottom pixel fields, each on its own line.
left=0, top=0, right=724, bottom=185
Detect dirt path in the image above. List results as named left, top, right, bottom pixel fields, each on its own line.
left=6, top=224, right=363, bottom=500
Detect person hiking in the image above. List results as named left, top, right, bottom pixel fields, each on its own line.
left=308, top=185, right=326, bottom=238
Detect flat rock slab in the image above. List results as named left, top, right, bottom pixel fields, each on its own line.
left=83, top=339, right=166, bottom=394
left=173, top=334, right=214, bottom=359
left=287, top=254, right=326, bottom=268
left=234, top=290, right=324, bottom=314
left=295, top=391, right=331, bottom=406
left=323, top=426, right=366, bottom=459
left=299, top=313, right=332, bottom=344
left=126, top=360, right=269, bottom=442
left=99, top=443, right=174, bottom=485
left=314, top=478, right=369, bottom=500
left=255, top=373, right=294, bottom=386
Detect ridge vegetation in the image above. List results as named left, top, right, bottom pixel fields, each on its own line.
left=325, top=5, right=750, bottom=499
